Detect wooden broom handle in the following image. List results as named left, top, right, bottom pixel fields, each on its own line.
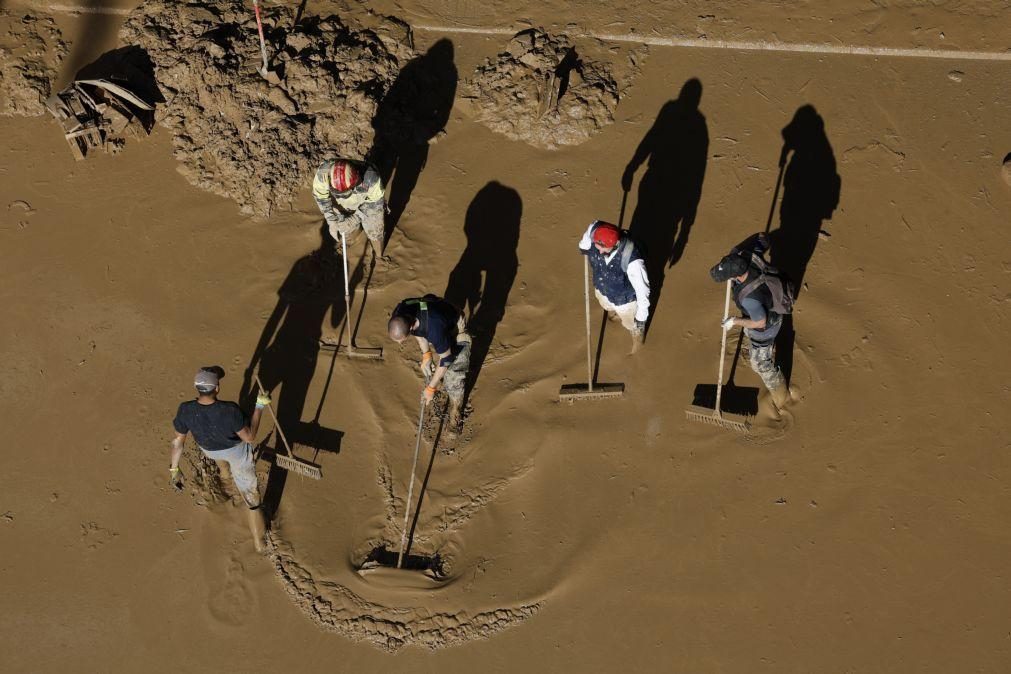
left=253, top=374, right=294, bottom=457
left=715, top=280, right=732, bottom=417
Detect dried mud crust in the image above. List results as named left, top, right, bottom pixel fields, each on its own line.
left=120, top=0, right=414, bottom=217
left=462, top=29, right=645, bottom=149
left=0, top=10, right=68, bottom=117
left=267, top=536, right=539, bottom=652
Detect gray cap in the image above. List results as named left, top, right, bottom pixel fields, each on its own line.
left=194, top=368, right=219, bottom=389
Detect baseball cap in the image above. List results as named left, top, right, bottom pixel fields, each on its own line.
left=194, top=368, right=220, bottom=389
left=709, top=253, right=749, bottom=282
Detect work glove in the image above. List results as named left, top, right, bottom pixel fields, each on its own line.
left=423, top=385, right=437, bottom=404
left=255, top=391, right=271, bottom=409
left=721, top=317, right=736, bottom=331
left=420, top=352, right=435, bottom=380
left=169, top=466, right=185, bottom=492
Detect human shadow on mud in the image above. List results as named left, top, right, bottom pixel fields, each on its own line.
left=443, top=181, right=521, bottom=410
left=240, top=226, right=357, bottom=519
left=59, top=0, right=123, bottom=86
left=768, top=104, right=840, bottom=384
left=370, top=38, right=457, bottom=243
left=622, top=78, right=708, bottom=332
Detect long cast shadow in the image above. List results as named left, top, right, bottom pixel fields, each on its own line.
left=370, top=39, right=457, bottom=243
left=623, top=78, right=708, bottom=329
left=241, top=225, right=357, bottom=519
left=768, top=105, right=841, bottom=384
left=60, top=0, right=123, bottom=86
left=443, top=181, right=521, bottom=409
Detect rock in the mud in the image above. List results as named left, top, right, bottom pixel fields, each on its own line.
left=462, top=29, right=644, bottom=150
left=0, top=10, right=68, bottom=117
left=121, top=0, right=411, bottom=217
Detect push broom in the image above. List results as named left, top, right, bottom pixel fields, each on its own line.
left=319, top=231, right=383, bottom=360
left=254, top=374, right=323, bottom=479
left=684, top=280, right=751, bottom=433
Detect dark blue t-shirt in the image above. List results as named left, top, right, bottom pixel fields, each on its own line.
left=173, top=400, right=246, bottom=451
left=393, top=297, right=460, bottom=360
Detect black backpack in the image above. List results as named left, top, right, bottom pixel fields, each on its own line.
left=738, top=252, right=795, bottom=315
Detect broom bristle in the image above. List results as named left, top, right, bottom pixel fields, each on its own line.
left=684, top=408, right=750, bottom=433
left=274, top=453, right=323, bottom=479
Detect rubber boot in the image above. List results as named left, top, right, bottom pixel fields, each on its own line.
left=630, top=327, right=645, bottom=354
left=446, top=399, right=463, bottom=436
left=247, top=507, right=267, bottom=553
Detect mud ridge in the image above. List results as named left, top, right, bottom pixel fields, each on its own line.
left=462, top=28, right=645, bottom=149
left=268, top=537, right=540, bottom=652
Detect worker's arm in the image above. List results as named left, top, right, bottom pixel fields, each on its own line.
left=626, top=259, right=651, bottom=323
left=425, top=348, right=453, bottom=400
left=170, top=432, right=186, bottom=471
left=236, top=393, right=269, bottom=443
left=578, top=221, right=597, bottom=253
left=725, top=296, right=767, bottom=331
left=727, top=316, right=767, bottom=330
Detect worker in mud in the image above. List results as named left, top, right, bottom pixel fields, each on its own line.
left=709, top=233, right=794, bottom=412
left=578, top=220, right=650, bottom=352
left=387, top=295, right=471, bottom=433
left=168, top=368, right=272, bottom=552
left=312, top=157, right=390, bottom=261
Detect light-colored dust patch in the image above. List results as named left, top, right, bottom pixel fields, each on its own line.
left=267, top=536, right=539, bottom=652
left=0, top=10, right=68, bottom=117
left=462, top=28, right=645, bottom=149
left=120, top=0, right=414, bottom=216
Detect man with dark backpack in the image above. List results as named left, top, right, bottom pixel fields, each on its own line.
left=709, top=233, right=794, bottom=411
left=578, top=220, right=651, bottom=353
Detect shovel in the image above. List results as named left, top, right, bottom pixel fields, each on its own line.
left=253, top=0, right=282, bottom=84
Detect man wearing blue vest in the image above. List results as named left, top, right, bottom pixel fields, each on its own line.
left=388, top=295, right=472, bottom=431
left=578, top=220, right=651, bottom=353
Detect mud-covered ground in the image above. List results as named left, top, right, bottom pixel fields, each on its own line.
left=2, top=1, right=1011, bottom=672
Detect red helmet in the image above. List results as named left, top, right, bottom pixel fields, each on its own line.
left=591, top=221, right=621, bottom=248
left=331, top=160, right=362, bottom=192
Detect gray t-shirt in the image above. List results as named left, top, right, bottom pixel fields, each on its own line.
left=740, top=295, right=781, bottom=345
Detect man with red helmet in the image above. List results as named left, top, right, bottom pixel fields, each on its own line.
left=312, top=157, right=388, bottom=258
left=578, top=220, right=651, bottom=352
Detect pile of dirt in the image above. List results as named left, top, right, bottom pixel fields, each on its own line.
left=462, top=29, right=644, bottom=149
left=120, top=0, right=414, bottom=217
left=0, top=10, right=67, bottom=117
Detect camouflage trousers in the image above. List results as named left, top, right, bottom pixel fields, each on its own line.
left=325, top=199, right=385, bottom=246
left=748, top=340, right=785, bottom=392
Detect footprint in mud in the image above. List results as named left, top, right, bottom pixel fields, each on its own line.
left=207, top=556, right=255, bottom=627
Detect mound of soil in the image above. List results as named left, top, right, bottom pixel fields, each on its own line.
left=121, top=0, right=414, bottom=216
left=0, top=11, right=67, bottom=117
left=462, top=29, right=644, bottom=149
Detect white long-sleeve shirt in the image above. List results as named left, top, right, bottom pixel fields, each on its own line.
left=578, top=222, right=651, bottom=322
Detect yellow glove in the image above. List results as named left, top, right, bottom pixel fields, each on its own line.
left=255, top=391, right=271, bottom=409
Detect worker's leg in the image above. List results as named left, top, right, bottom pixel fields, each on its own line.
left=205, top=442, right=266, bottom=551
left=442, top=340, right=471, bottom=430
left=593, top=289, right=619, bottom=321
left=359, top=199, right=386, bottom=257
left=611, top=300, right=644, bottom=352
left=749, top=339, right=786, bottom=395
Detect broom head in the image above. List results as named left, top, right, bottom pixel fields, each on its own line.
left=274, top=452, right=323, bottom=479
left=684, top=405, right=750, bottom=433
left=559, top=382, right=624, bottom=401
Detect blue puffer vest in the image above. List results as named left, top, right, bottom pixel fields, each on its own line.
left=587, top=233, right=643, bottom=305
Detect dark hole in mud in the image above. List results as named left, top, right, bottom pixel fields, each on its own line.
left=361, top=545, right=446, bottom=577
left=555, top=47, right=578, bottom=102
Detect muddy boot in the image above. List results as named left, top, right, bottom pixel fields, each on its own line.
left=630, top=327, right=645, bottom=354
left=446, top=399, right=463, bottom=436
left=247, top=507, right=267, bottom=553
left=770, top=384, right=792, bottom=412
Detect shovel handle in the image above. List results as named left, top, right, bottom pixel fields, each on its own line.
left=253, top=0, right=270, bottom=71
